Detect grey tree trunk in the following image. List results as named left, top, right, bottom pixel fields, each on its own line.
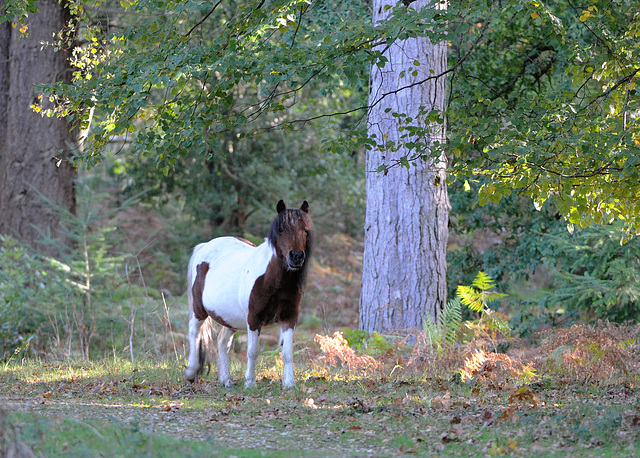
left=0, top=0, right=76, bottom=253
left=360, top=0, right=450, bottom=333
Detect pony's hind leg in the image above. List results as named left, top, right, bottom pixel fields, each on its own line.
left=217, top=326, right=235, bottom=387
left=185, top=314, right=205, bottom=382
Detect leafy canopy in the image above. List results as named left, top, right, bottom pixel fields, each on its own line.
left=6, top=0, right=640, bottom=233
left=34, top=0, right=377, bottom=170
left=448, top=0, right=640, bottom=235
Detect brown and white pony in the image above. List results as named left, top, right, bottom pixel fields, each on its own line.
left=185, top=200, right=313, bottom=388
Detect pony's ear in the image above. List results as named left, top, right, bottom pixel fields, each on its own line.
left=300, top=201, right=309, bottom=213
left=277, top=200, right=287, bottom=214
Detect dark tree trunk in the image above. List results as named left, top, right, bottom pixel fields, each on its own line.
left=0, top=0, right=76, bottom=253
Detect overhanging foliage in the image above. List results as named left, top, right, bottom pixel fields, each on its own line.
left=4, top=0, right=639, bottom=233
left=449, top=0, right=640, bottom=234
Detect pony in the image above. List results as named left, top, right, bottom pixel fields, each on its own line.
left=185, top=200, right=313, bottom=388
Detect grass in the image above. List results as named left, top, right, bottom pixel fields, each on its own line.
left=3, top=411, right=244, bottom=458
left=2, top=339, right=640, bottom=457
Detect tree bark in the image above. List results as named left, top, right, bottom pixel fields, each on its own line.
left=0, top=0, right=76, bottom=253
left=360, top=0, right=449, bottom=333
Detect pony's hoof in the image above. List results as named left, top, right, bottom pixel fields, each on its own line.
left=221, top=379, right=236, bottom=388
left=185, top=368, right=199, bottom=383
left=244, top=380, right=256, bottom=388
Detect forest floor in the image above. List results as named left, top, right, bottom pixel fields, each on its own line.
left=2, top=234, right=640, bottom=456
left=1, top=346, right=640, bottom=457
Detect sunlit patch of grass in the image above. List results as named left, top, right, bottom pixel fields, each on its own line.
left=0, top=356, right=188, bottom=402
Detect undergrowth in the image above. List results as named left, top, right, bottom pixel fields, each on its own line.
left=311, top=273, right=640, bottom=390
left=534, top=321, right=640, bottom=386
left=0, top=180, right=185, bottom=363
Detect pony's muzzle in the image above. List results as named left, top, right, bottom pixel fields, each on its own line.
left=287, top=250, right=306, bottom=269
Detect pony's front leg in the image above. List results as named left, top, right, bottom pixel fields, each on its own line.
left=280, top=327, right=295, bottom=388
left=244, top=328, right=260, bottom=387
left=217, top=326, right=235, bottom=387
left=185, top=314, right=205, bottom=382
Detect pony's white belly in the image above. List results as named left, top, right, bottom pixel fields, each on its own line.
left=190, top=237, right=273, bottom=330
left=202, top=265, right=251, bottom=329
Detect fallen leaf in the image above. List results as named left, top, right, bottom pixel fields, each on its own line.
left=399, top=444, right=417, bottom=454
left=508, top=387, right=539, bottom=408
left=432, top=392, right=451, bottom=410
left=441, top=432, right=458, bottom=444
left=481, top=409, right=496, bottom=426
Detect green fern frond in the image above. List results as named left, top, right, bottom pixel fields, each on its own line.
left=441, top=297, right=462, bottom=325
left=427, top=273, right=510, bottom=353
left=458, top=272, right=506, bottom=313
left=440, top=297, right=462, bottom=346
left=423, top=316, right=443, bottom=351
left=457, top=285, right=484, bottom=313
left=484, top=291, right=508, bottom=304
left=423, top=298, right=463, bottom=353
left=484, top=309, right=511, bottom=336
left=471, top=271, right=495, bottom=291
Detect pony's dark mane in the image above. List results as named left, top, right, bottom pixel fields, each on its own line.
left=268, top=208, right=314, bottom=286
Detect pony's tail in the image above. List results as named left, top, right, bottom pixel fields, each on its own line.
left=198, top=318, right=217, bottom=376
left=187, top=243, right=217, bottom=379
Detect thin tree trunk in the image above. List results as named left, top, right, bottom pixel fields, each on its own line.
left=0, top=0, right=76, bottom=253
left=360, top=0, right=449, bottom=333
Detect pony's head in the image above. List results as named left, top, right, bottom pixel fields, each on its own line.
left=268, top=200, right=313, bottom=272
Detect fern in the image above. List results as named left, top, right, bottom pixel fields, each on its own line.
left=472, top=271, right=495, bottom=291
left=423, top=273, right=511, bottom=354
left=423, top=297, right=462, bottom=354
left=422, top=317, right=439, bottom=350
left=483, top=309, right=512, bottom=336
left=458, top=272, right=511, bottom=343
left=457, top=271, right=507, bottom=315
left=441, top=297, right=463, bottom=347
left=457, top=285, right=484, bottom=313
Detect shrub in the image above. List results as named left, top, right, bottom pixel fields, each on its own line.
left=541, top=223, right=640, bottom=322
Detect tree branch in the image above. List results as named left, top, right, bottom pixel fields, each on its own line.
left=585, top=68, right=640, bottom=111
left=242, top=21, right=489, bottom=133
left=186, top=0, right=223, bottom=37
